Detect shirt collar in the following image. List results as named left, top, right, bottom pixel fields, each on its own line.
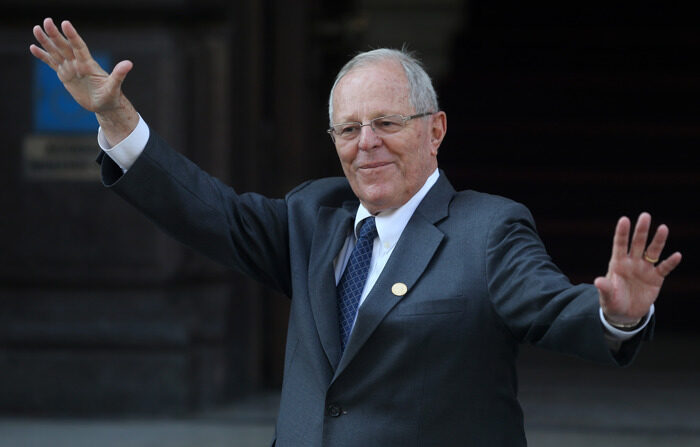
left=353, top=169, right=440, bottom=248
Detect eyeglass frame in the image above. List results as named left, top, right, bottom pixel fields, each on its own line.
left=326, top=112, right=435, bottom=143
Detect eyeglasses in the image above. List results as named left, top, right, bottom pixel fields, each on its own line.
left=327, top=112, right=434, bottom=143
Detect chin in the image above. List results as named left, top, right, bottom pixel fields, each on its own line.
left=360, top=189, right=402, bottom=213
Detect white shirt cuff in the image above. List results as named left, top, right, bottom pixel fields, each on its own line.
left=97, top=114, right=150, bottom=173
left=600, top=304, right=654, bottom=341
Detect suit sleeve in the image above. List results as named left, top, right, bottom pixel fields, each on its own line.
left=98, top=131, right=292, bottom=296
left=485, top=201, right=651, bottom=366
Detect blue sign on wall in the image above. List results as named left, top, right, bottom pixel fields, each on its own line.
left=33, top=52, right=110, bottom=133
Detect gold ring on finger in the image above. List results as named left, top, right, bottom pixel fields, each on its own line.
left=644, top=252, right=659, bottom=264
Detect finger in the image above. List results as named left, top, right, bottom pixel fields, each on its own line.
left=61, top=20, right=92, bottom=62
left=643, top=223, right=669, bottom=263
left=33, top=24, right=63, bottom=66
left=656, top=252, right=682, bottom=277
left=43, top=18, right=75, bottom=62
left=629, top=212, right=651, bottom=259
left=610, top=216, right=631, bottom=261
left=29, top=44, right=57, bottom=70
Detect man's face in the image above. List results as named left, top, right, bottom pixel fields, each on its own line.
left=331, top=61, right=446, bottom=214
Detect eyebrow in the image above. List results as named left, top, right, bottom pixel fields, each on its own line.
left=335, top=111, right=402, bottom=123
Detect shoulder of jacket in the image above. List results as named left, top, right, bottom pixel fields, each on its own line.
left=285, top=177, right=356, bottom=204
left=450, top=189, right=523, bottom=210
left=448, top=189, right=534, bottom=224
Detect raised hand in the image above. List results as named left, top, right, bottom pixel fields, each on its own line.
left=594, top=212, right=683, bottom=327
left=30, top=18, right=138, bottom=144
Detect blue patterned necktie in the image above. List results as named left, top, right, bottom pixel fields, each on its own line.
left=337, top=216, right=378, bottom=352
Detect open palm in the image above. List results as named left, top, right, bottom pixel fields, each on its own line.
left=595, top=213, right=682, bottom=326
left=30, top=18, right=132, bottom=114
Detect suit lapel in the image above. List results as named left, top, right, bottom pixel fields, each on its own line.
left=333, top=173, right=455, bottom=380
left=308, top=202, right=356, bottom=371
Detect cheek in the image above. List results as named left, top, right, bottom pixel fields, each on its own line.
left=336, top=146, right=355, bottom=166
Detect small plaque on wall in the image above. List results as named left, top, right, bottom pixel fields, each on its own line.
left=22, top=135, right=100, bottom=181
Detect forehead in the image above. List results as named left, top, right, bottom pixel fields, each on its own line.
left=333, top=61, right=413, bottom=122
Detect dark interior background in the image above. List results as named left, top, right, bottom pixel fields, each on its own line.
left=1, top=0, right=697, bottom=415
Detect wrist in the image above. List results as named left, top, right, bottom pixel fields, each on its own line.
left=605, top=315, right=644, bottom=331
left=96, top=95, right=138, bottom=146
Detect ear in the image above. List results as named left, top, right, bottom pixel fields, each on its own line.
left=428, top=111, right=447, bottom=156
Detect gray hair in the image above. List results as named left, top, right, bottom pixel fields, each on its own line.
left=328, top=48, right=439, bottom=125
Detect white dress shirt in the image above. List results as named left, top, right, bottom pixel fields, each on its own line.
left=333, top=169, right=439, bottom=309
left=97, top=114, right=149, bottom=172
left=98, top=116, right=652, bottom=342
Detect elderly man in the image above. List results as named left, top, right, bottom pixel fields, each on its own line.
left=31, top=18, right=681, bottom=446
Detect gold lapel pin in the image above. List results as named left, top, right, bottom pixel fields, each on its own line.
left=391, top=282, right=408, bottom=296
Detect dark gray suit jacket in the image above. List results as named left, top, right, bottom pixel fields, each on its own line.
left=99, top=132, right=650, bottom=446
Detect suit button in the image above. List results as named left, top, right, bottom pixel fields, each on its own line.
left=327, top=404, right=342, bottom=417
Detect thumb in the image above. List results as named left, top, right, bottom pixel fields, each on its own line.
left=110, top=60, right=133, bottom=86
left=594, top=276, right=612, bottom=304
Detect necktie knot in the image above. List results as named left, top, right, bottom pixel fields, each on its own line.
left=357, top=216, right=377, bottom=241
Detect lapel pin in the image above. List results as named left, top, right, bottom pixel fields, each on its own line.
left=391, top=282, right=408, bottom=296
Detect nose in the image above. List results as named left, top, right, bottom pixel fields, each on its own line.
left=357, top=123, right=381, bottom=151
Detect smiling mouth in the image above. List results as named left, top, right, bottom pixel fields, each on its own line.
left=359, top=162, right=392, bottom=170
